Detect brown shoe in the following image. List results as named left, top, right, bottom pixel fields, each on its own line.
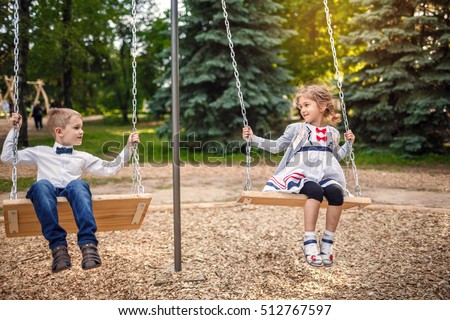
left=80, top=243, right=102, bottom=270
left=51, top=245, right=71, bottom=273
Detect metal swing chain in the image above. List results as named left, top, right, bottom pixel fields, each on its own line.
left=221, top=0, right=252, bottom=191
left=130, top=0, right=144, bottom=195
left=10, top=0, right=20, bottom=200
left=323, top=0, right=362, bottom=196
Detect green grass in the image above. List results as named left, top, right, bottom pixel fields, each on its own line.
left=2, top=116, right=449, bottom=171
left=0, top=177, right=36, bottom=193
left=354, top=147, right=450, bottom=167
left=0, top=177, right=130, bottom=193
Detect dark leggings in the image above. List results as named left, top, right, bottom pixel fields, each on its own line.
left=300, top=181, right=344, bottom=206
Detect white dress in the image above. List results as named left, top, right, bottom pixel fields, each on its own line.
left=263, top=123, right=348, bottom=194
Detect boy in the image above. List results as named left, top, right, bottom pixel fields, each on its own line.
left=1, top=109, right=140, bottom=273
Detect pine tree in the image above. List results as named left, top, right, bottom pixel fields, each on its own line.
left=343, top=0, right=449, bottom=154
left=277, top=0, right=361, bottom=84
left=150, top=0, right=294, bottom=149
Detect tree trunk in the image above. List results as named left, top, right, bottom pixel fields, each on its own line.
left=62, top=0, right=72, bottom=108
left=18, top=0, right=31, bottom=147
left=119, top=38, right=130, bottom=124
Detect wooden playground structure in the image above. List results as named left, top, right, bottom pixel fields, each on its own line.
left=0, top=76, right=50, bottom=115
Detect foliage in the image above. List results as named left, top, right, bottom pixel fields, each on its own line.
left=149, top=0, right=295, bottom=150
left=0, top=119, right=448, bottom=188
left=0, top=3, right=15, bottom=78
left=0, top=0, right=164, bottom=122
left=138, top=13, right=171, bottom=120
left=1, top=1, right=448, bottom=156
left=342, top=0, right=450, bottom=154
left=276, top=0, right=364, bottom=85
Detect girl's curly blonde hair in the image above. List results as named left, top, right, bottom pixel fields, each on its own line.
left=293, top=84, right=341, bottom=127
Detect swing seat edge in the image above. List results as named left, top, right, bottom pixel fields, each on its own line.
left=2, top=193, right=152, bottom=238
left=237, top=191, right=371, bottom=209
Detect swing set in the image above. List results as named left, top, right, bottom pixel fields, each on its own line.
left=2, top=0, right=152, bottom=238
left=220, top=0, right=372, bottom=209
left=1, top=76, right=50, bottom=114
left=2, top=1, right=370, bottom=274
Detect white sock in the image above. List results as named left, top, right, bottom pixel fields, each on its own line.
left=321, top=229, right=335, bottom=255
left=304, top=231, right=319, bottom=256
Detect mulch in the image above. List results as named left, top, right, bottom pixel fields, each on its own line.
left=0, top=203, right=448, bottom=300
left=0, top=126, right=449, bottom=300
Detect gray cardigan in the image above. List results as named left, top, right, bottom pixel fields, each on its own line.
left=251, top=122, right=352, bottom=176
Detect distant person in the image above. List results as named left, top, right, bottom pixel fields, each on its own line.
left=31, top=102, right=44, bottom=130
left=3, top=100, right=10, bottom=118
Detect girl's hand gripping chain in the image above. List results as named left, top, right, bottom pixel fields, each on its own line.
left=344, top=130, right=355, bottom=144
left=127, top=131, right=140, bottom=149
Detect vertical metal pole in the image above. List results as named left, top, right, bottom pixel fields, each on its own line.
left=171, top=0, right=182, bottom=272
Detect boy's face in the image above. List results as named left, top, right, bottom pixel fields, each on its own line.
left=56, top=116, right=84, bottom=146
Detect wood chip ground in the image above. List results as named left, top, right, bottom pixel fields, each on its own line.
left=1, top=204, right=448, bottom=299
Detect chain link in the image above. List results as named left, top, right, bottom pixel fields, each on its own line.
left=130, top=0, right=144, bottom=194
left=323, top=0, right=362, bottom=196
left=9, top=0, right=144, bottom=196
left=221, top=0, right=251, bottom=191
left=10, top=0, right=20, bottom=200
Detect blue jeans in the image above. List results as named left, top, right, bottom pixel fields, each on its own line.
left=26, top=179, right=98, bottom=250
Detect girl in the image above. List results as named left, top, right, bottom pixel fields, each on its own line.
left=242, top=85, right=355, bottom=267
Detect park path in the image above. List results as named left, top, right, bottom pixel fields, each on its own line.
left=3, top=163, right=449, bottom=210
left=1, top=116, right=449, bottom=210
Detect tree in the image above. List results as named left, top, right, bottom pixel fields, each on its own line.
left=103, top=0, right=161, bottom=123
left=343, top=0, right=449, bottom=154
left=26, top=0, right=63, bottom=102
left=0, top=3, right=13, bottom=75
left=277, top=0, right=362, bottom=85
left=64, top=0, right=126, bottom=113
left=26, top=0, right=141, bottom=116
left=138, top=14, right=171, bottom=119
left=13, top=0, right=115, bottom=112
left=61, top=0, right=72, bottom=108
left=17, top=0, right=31, bottom=147
left=1, top=0, right=170, bottom=123
left=0, top=0, right=34, bottom=147
left=150, top=0, right=295, bottom=148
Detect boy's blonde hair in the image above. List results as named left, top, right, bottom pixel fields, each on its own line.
left=47, top=108, right=82, bottom=137
left=293, top=84, right=341, bottom=127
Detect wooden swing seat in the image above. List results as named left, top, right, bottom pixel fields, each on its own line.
left=2, top=193, right=152, bottom=238
left=237, top=191, right=371, bottom=210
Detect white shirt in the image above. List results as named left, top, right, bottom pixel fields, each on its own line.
left=1, top=129, right=132, bottom=188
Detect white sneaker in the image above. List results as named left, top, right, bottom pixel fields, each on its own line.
left=320, top=238, right=334, bottom=267
left=303, top=239, right=323, bottom=267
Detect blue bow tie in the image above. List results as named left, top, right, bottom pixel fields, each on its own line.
left=56, top=146, right=73, bottom=155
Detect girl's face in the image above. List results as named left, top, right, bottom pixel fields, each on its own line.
left=298, top=96, right=325, bottom=126
left=56, top=116, right=84, bottom=146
